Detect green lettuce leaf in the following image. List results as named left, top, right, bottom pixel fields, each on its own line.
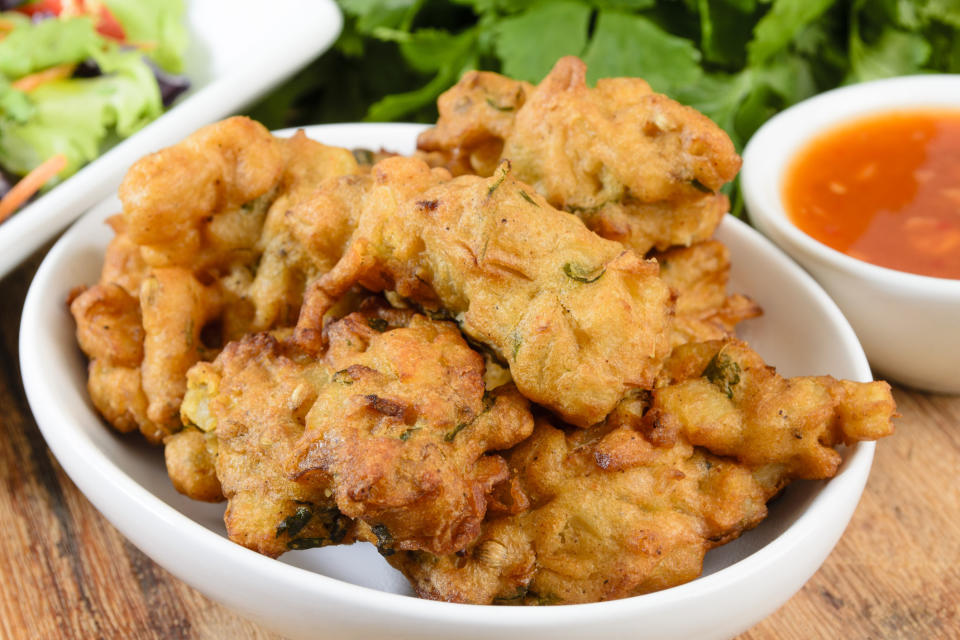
left=0, top=78, right=34, bottom=124
left=0, top=47, right=161, bottom=179
left=102, top=0, right=188, bottom=72
left=0, top=15, right=101, bottom=79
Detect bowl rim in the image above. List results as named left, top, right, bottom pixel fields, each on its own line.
left=742, top=73, right=960, bottom=297
left=20, top=121, right=877, bottom=629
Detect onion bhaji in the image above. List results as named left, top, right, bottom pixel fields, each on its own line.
left=418, top=56, right=741, bottom=254
left=177, top=301, right=533, bottom=557
left=387, top=340, right=895, bottom=604
left=71, top=116, right=360, bottom=442
left=295, top=156, right=674, bottom=428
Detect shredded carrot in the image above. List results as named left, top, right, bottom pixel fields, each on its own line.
left=12, top=63, right=77, bottom=92
left=127, top=40, right=158, bottom=51
left=0, top=155, right=68, bottom=224
left=0, top=20, right=16, bottom=40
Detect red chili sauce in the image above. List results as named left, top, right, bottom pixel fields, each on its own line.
left=783, top=109, right=960, bottom=279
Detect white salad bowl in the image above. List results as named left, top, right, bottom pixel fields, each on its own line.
left=0, top=0, right=342, bottom=278
left=742, top=75, right=960, bottom=394
left=22, top=123, right=879, bottom=640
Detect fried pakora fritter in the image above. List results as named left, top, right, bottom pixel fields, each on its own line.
left=177, top=301, right=533, bottom=556
left=179, top=328, right=347, bottom=557
left=71, top=65, right=897, bottom=606
left=287, top=310, right=534, bottom=555
left=163, top=425, right=222, bottom=503
left=387, top=416, right=769, bottom=604
left=416, top=70, right=533, bottom=177
left=418, top=57, right=741, bottom=254
left=654, top=241, right=762, bottom=347
left=649, top=340, right=896, bottom=479
left=295, top=156, right=674, bottom=428
left=69, top=267, right=151, bottom=435
left=71, top=117, right=360, bottom=442
left=386, top=340, right=895, bottom=605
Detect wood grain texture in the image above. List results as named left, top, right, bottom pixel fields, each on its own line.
left=1, top=253, right=956, bottom=640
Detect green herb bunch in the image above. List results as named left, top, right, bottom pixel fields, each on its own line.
left=251, top=0, right=960, bottom=173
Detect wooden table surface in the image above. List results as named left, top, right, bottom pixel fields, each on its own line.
left=2, top=249, right=958, bottom=640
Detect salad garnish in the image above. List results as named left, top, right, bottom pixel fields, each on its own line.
left=0, top=0, right=188, bottom=222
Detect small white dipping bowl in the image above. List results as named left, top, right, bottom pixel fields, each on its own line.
left=22, top=123, right=880, bottom=640
left=742, top=75, right=960, bottom=394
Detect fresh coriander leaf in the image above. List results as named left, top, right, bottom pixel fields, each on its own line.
left=587, top=0, right=656, bottom=9
left=733, top=82, right=780, bottom=145
left=848, top=28, right=931, bottom=82
left=760, top=54, right=817, bottom=103
left=362, top=19, right=479, bottom=122
left=919, top=0, right=960, bottom=28
left=791, top=13, right=849, bottom=82
left=702, top=352, right=741, bottom=398
left=276, top=506, right=313, bottom=539
left=583, top=11, right=702, bottom=94
left=340, top=0, right=422, bottom=34
left=365, top=48, right=477, bottom=121
left=674, top=70, right=754, bottom=147
left=880, top=0, right=922, bottom=29
left=697, top=0, right=760, bottom=68
left=452, top=0, right=542, bottom=14
left=747, top=0, right=834, bottom=66
left=494, top=1, right=592, bottom=83
left=450, top=0, right=498, bottom=12
left=926, top=23, right=960, bottom=72
left=399, top=27, right=479, bottom=74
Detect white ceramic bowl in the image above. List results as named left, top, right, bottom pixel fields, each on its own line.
left=0, top=0, right=342, bottom=278
left=742, top=75, right=960, bottom=393
left=22, top=123, right=878, bottom=640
